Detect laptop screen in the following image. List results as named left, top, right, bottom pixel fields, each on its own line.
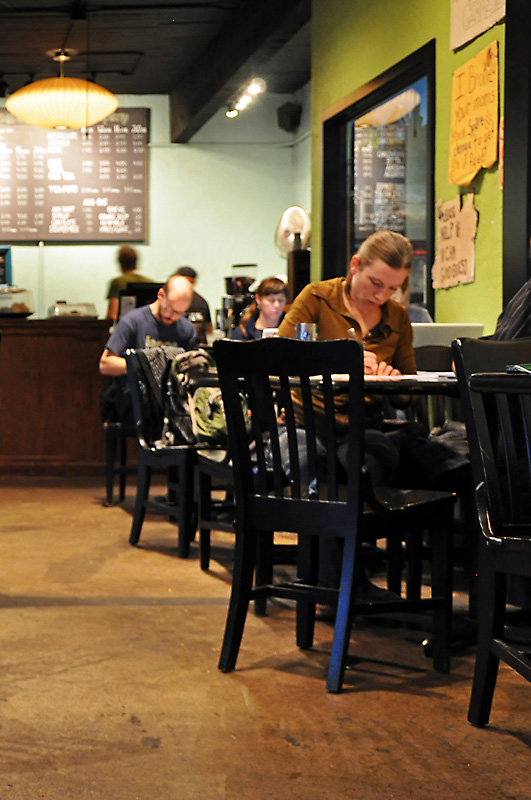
left=411, top=323, right=484, bottom=348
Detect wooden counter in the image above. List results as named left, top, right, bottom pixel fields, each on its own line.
left=0, top=318, right=112, bottom=475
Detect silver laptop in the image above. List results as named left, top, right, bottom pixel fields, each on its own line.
left=411, top=322, right=484, bottom=348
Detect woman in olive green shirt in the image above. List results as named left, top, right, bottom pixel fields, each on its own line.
left=277, top=230, right=417, bottom=602
left=278, top=229, right=416, bottom=376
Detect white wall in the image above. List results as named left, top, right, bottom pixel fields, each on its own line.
left=4, top=84, right=311, bottom=319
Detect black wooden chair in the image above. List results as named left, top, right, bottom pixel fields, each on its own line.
left=453, top=336, right=531, bottom=725
left=125, top=348, right=199, bottom=558
left=453, top=336, right=531, bottom=615
left=214, top=337, right=455, bottom=693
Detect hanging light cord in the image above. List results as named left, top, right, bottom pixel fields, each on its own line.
left=85, top=14, right=90, bottom=129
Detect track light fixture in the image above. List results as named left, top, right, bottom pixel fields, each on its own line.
left=248, top=78, right=266, bottom=95
left=226, top=77, right=266, bottom=120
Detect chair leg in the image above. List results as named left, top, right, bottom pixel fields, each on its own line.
left=386, top=536, right=403, bottom=595
left=167, top=466, right=179, bottom=524
left=468, top=562, right=505, bottom=727
left=255, top=530, right=274, bottom=617
left=177, top=451, right=196, bottom=559
left=105, top=433, right=117, bottom=506
left=118, top=435, right=128, bottom=502
left=326, top=531, right=357, bottom=693
left=427, top=517, right=453, bottom=674
left=198, top=470, right=212, bottom=571
left=406, top=529, right=423, bottom=600
left=129, top=460, right=151, bottom=545
left=295, top=533, right=319, bottom=649
left=218, top=524, right=257, bottom=673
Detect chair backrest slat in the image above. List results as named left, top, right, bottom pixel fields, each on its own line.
left=321, top=372, right=340, bottom=500
left=279, top=374, right=303, bottom=498
left=126, top=349, right=164, bottom=448
left=496, top=392, right=523, bottom=521
left=520, top=394, right=531, bottom=495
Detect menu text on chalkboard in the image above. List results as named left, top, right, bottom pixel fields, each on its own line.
left=0, top=107, right=148, bottom=242
left=353, top=122, right=407, bottom=242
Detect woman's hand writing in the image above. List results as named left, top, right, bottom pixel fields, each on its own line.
left=363, top=350, right=400, bottom=377
left=374, top=359, right=401, bottom=376
left=363, top=349, right=378, bottom=374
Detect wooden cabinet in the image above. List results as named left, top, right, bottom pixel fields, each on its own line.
left=0, top=318, right=112, bottom=475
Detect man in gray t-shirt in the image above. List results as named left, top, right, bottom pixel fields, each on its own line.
left=99, top=275, right=197, bottom=422
left=100, top=275, right=197, bottom=376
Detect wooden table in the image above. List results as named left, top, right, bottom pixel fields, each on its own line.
left=358, top=371, right=458, bottom=396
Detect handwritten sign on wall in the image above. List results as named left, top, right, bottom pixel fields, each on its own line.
left=448, top=41, right=498, bottom=186
left=431, top=193, right=478, bottom=289
left=450, top=0, right=505, bottom=50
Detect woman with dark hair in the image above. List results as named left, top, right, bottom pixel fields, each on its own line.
left=230, top=276, right=288, bottom=340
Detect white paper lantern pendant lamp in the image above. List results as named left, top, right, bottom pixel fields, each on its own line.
left=6, top=50, right=118, bottom=131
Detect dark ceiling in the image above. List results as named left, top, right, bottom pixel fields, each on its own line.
left=0, top=0, right=311, bottom=142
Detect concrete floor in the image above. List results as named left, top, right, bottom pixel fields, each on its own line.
left=1, top=475, right=530, bottom=800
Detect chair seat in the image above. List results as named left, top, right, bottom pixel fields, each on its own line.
left=367, top=486, right=456, bottom=516
left=197, top=449, right=231, bottom=465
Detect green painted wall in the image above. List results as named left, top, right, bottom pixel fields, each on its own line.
left=311, top=0, right=505, bottom=334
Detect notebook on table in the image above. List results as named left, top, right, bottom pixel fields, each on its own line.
left=411, top=322, right=484, bottom=348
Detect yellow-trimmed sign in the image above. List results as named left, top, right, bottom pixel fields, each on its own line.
left=448, top=41, right=499, bottom=186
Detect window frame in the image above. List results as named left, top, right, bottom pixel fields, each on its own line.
left=321, top=41, right=435, bottom=315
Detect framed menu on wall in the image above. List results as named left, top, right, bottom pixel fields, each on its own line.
left=0, top=107, right=149, bottom=242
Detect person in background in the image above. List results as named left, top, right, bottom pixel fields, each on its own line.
left=492, top=276, right=531, bottom=339
left=99, top=275, right=197, bottom=423
left=174, top=266, right=213, bottom=343
left=106, top=246, right=155, bottom=322
left=392, top=274, right=433, bottom=323
left=230, top=276, right=288, bottom=340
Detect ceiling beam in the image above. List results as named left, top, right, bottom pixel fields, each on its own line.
left=169, top=0, right=311, bottom=143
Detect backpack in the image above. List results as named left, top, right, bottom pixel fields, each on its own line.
left=163, top=348, right=245, bottom=447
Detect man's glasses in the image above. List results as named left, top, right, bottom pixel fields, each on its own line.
left=160, top=293, right=182, bottom=320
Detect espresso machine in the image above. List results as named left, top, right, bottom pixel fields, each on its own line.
left=216, top=264, right=257, bottom=335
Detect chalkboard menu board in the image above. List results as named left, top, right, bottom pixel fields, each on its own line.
left=0, top=107, right=148, bottom=242
left=353, top=121, right=407, bottom=242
